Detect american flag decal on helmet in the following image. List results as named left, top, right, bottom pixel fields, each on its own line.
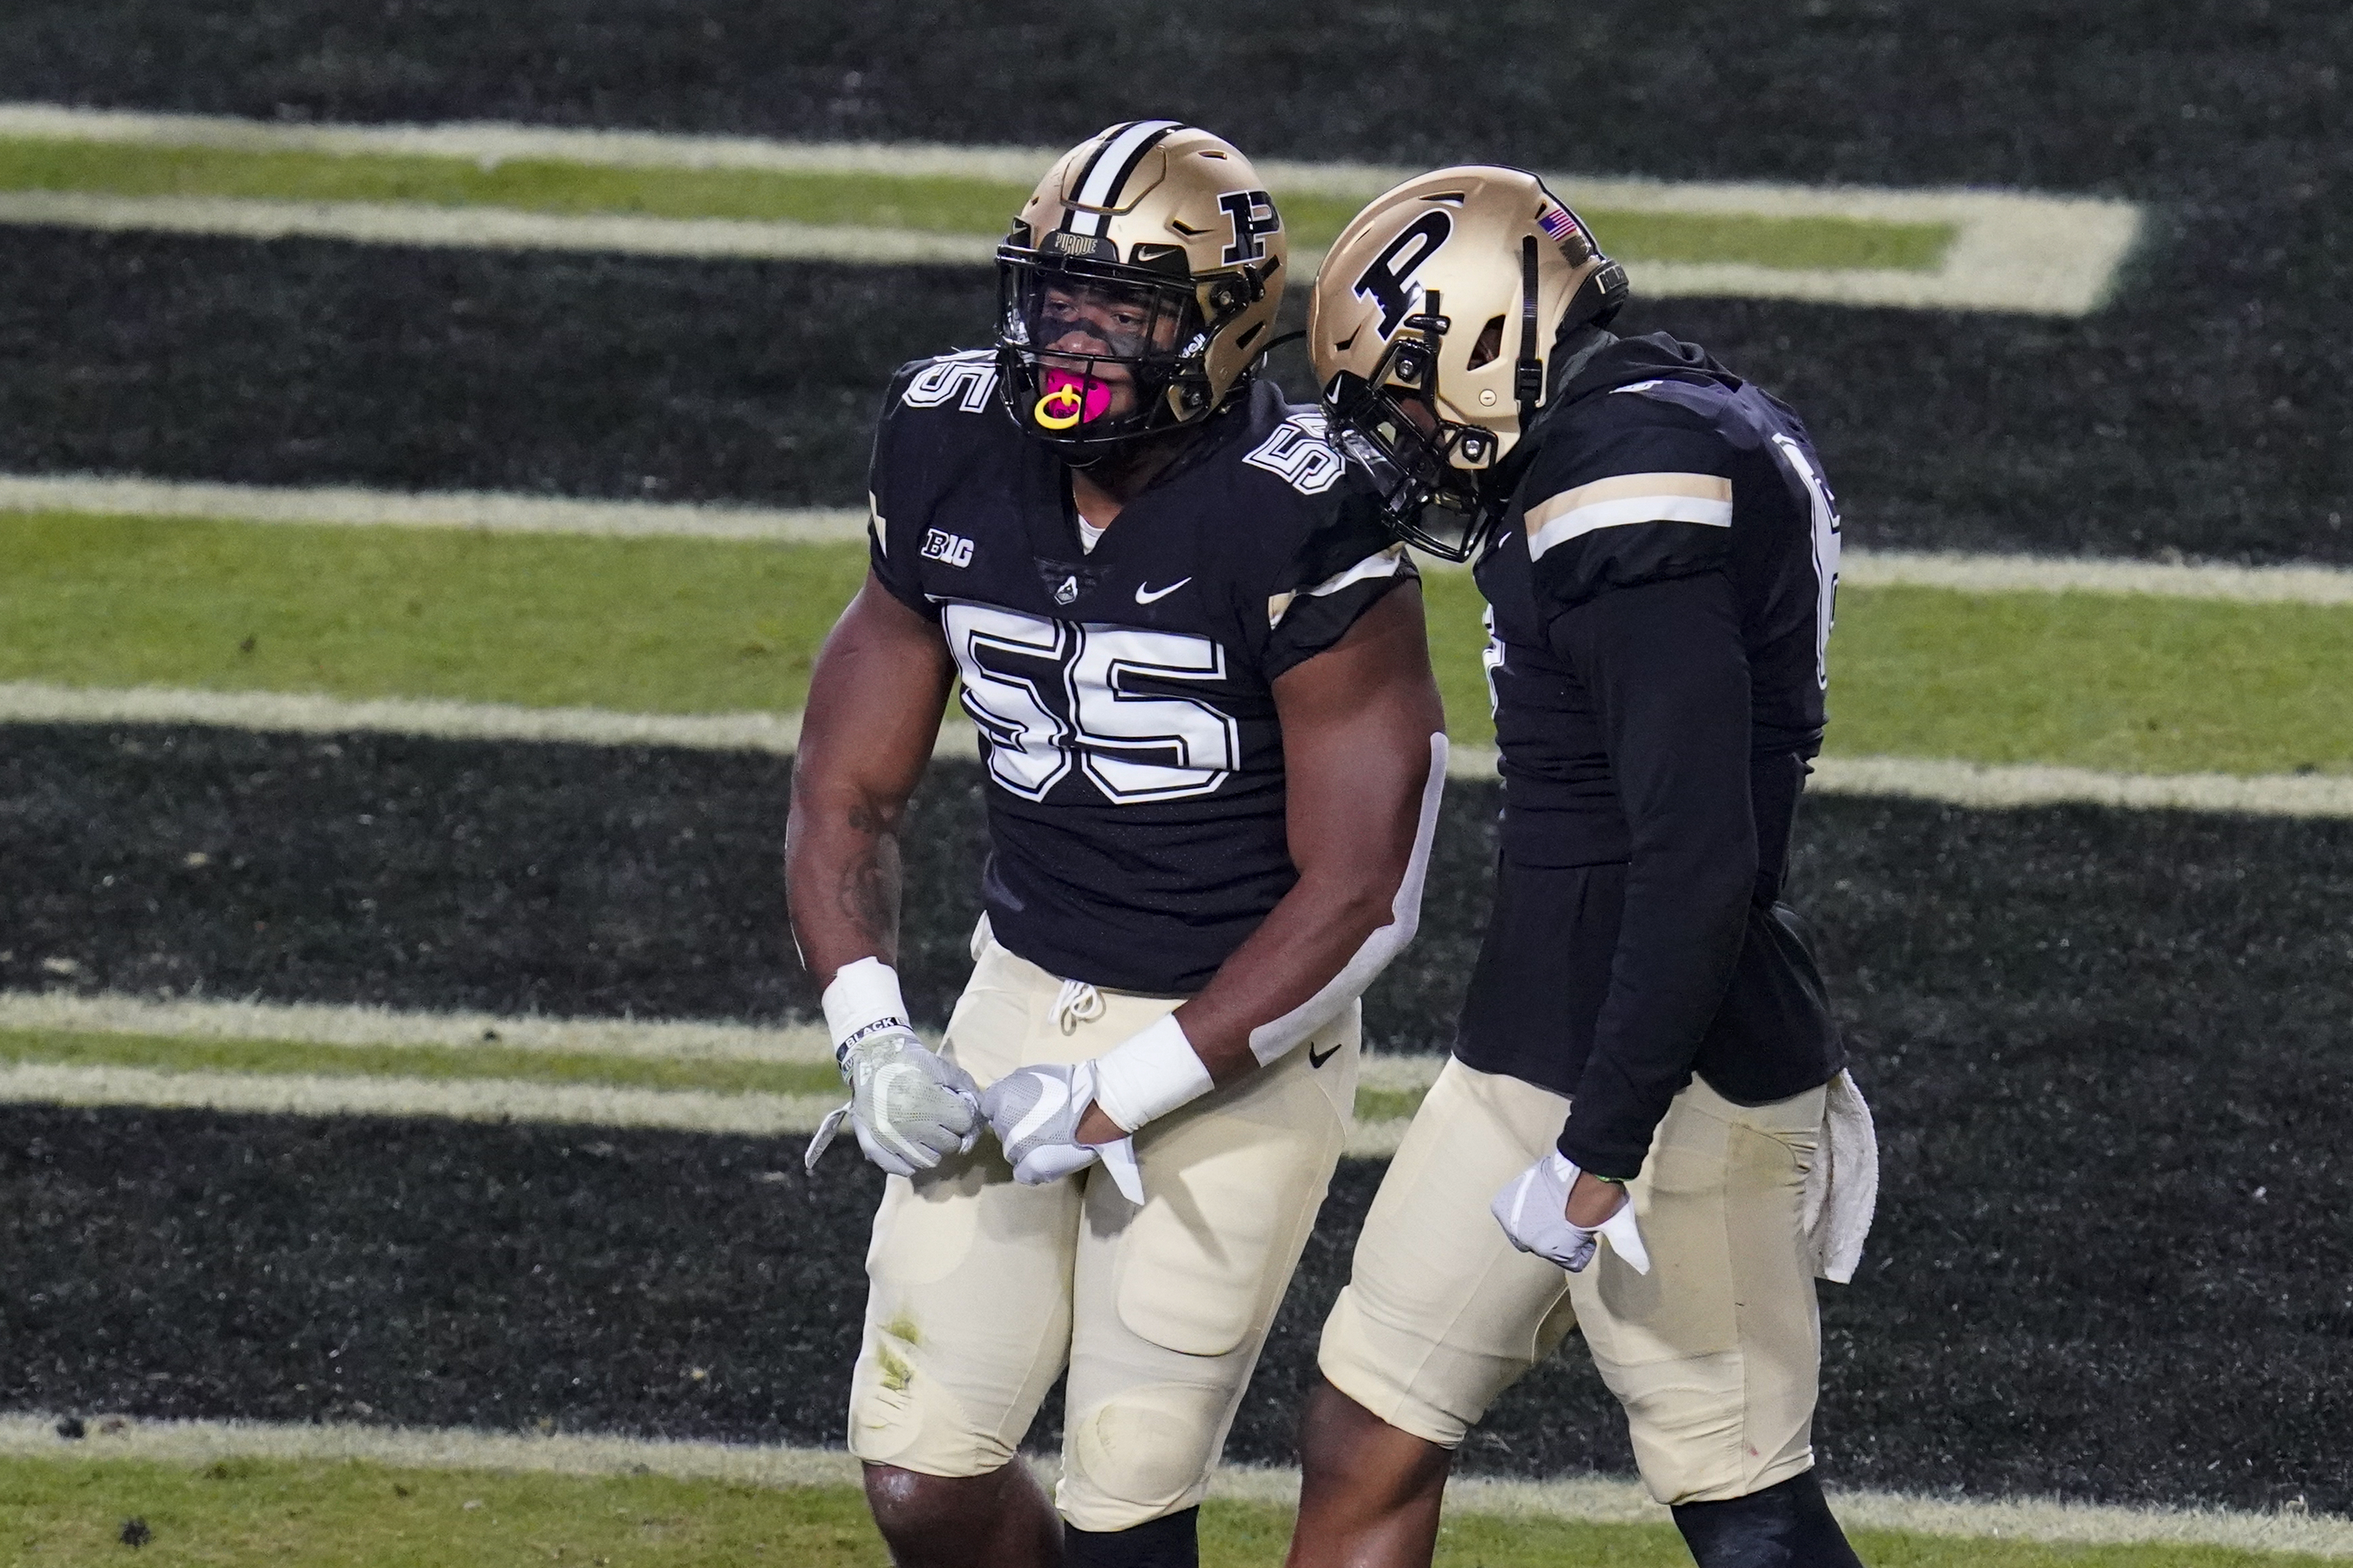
left=1538, top=203, right=1582, bottom=243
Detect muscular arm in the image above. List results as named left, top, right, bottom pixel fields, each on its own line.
left=785, top=571, right=956, bottom=989
left=1072, top=583, right=1446, bottom=1149
left=1176, top=583, right=1448, bottom=1077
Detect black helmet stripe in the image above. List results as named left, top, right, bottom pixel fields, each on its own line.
left=1063, top=119, right=1185, bottom=237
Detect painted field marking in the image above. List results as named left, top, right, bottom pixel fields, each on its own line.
left=0, top=103, right=2141, bottom=314
left=12, top=472, right=2353, bottom=605
left=0, top=990, right=1437, bottom=1156
left=0, top=188, right=1002, bottom=266
left=1, top=1413, right=2344, bottom=1557
left=0, top=472, right=868, bottom=542
left=1838, top=548, right=2353, bottom=606
left=0, top=1061, right=845, bottom=1139
left=0, top=989, right=832, bottom=1064
left=7, top=681, right=2346, bottom=817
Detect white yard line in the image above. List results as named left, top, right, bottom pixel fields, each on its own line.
left=0, top=470, right=866, bottom=542
left=0, top=189, right=1004, bottom=266
left=1807, top=755, right=2353, bottom=816
left=0, top=102, right=2141, bottom=314
left=0, top=1061, right=844, bottom=1138
left=0, top=1412, right=2343, bottom=1556
left=7, top=681, right=2348, bottom=815
left=1840, top=547, right=2353, bottom=604
left=0, top=680, right=822, bottom=755
left=0, top=989, right=832, bottom=1063
left=0, top=1057, right=1414, bottom=1158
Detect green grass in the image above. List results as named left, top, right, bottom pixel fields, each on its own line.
left=0, top=1456, right=2330, bottom=1567
left=10, top=514, right=2349, bottom=777
left=0, top=513, right=866, bottom=716
left=1353, top=1086, right=1433, bottom=1124
left=1825, top=585, right=2353, bottom=776
left=0, top=138, right=1955, bottom=271
left=1421, top=571, right=2353, bottom=775
left=0, top=1027, right=843, bottom=1098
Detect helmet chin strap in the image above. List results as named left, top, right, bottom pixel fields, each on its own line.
left=1514, top=235, right=1544, bottom=437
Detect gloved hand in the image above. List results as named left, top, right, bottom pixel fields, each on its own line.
left=1491, top=1151, right=1651, bottom=1274
left=980, top=1060, right=1146, bottom=1204
left=804, top=1026, right=982, bottom=1178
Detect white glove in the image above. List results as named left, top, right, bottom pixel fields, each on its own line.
left=980, top=1060, right=1145, bottom=1204
left=1491, top=1151, right=1651, bottom=1275
left=804, top=1026, right=982, bottom=1179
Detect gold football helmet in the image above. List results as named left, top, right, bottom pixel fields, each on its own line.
left=1308, top=166, right=1627, bottom=558
left=996, top=121, right=1288, bottom=456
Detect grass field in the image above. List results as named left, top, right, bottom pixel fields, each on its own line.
left=0, top=137, right=1958, bottom=272
left=19, top=513, right=2353, bottom=775
left=1, top=1455, right=2334, bottom=1568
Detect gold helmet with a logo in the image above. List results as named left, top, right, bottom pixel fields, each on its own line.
left=1308, top=166, right=1627, bottom=558
left=996, top=121, right=1288, bottom=456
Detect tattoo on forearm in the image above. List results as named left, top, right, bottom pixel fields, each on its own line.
left=836, top=803, right=903, bottom=955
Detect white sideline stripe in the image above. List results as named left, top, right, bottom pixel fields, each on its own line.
left=1842, top=546, right=2353, bottom=604
left=0, top=471, right=866, bottom=542
left=0, top=1059, right=1417, bottom=1158
left=1, top=1414, right=2344, bottom=1557
left=6, top=682, right=2350, bottom=817
left=1444, top=745, right=2353, bottom=817
left=0, top=1062, right=847, bottom=1138
left=0, top=680, right=824, bottom=754
left=0, top=189, right=1005, bottom=267
left=0, top=103, right=2141, bottom=315
left=10, top=474, right=2351, bottom=604
left=1808, top=755, right=2353, bottom=817
left=0, top=989, right=833, bottom=1065
left=0, top=989, right=1443, bottom=1090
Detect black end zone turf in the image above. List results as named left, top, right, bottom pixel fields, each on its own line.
left=0, top=230, right=994, bottom=506
left=0, top=724, right=1492, bottom=1044
left=4, top=1, right=2349, bottom=561
left=3, top=724, right=2351, bottom=1510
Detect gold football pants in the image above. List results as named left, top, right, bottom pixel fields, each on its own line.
left=1319, top=1056, right=1826, bottom=1504
left=847, top=931, right=1359, bottom=1532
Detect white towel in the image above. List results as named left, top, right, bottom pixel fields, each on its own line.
left=1802, top=1069, right=1879, bottom=1284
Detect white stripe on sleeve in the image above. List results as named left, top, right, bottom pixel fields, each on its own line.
left=1524, top=472, right=1733, bottom=560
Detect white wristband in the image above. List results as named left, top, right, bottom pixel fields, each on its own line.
left=1092, top=1013, right=1214, bottom=1134
left=822, top=957, right=913, bottom=1065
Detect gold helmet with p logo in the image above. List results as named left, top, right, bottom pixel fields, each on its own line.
left=1308, top=166, right=1627, bottom=558
left=996, top=121, right=1288, bottom=456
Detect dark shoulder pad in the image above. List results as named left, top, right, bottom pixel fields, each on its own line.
left=869, top=350, right=1003, bottom=617
left=1262, top=487, right=1418, bottom=681
left=1511, top=387, right=1738, bottom=615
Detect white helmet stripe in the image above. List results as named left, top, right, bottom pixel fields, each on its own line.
left=1065, top=119, right=1184, bottom=237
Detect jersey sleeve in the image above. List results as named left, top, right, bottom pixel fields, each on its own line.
left=865, top=363, right=943, bottom=621
left=1512, top=400, right=1738, bottom=620
left=1260, top=489, right=1419, bottom=681
left=1546, top=569, right=1758, bottom=1179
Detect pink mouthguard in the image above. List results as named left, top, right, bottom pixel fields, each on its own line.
left=1041, top=369, right=1115, bottom=423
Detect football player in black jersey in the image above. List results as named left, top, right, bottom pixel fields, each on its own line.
left=786, top=122, right=1448, bottom=1568
left=1282, top=169, right=1880, bottom=1568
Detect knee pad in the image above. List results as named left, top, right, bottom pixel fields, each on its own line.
left=1059, top=1384, right=1224, bottom=1531
left=1671, top=1470, right=1863, bottom=1568
left=1063, top=1504, right=1199, bottom=1568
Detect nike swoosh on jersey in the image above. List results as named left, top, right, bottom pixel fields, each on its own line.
left=1133, top=577, right=1193, bottom=604
left=1308, top=1040, right=1343, bottom=1069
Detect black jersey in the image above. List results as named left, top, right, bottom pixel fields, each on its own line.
left=1457, top=331, right=1846, bottom=1179
left=867, top=352, right=1414, bottom=994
